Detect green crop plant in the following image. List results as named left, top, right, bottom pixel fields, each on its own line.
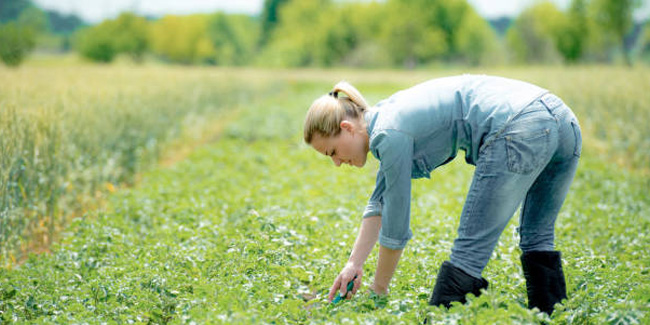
left=0, top=64, right=648, bottom=323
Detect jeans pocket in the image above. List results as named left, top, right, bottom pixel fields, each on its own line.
left=571, top=119, right=582, bottom=157
left=505, top=128, right=551, bottom=175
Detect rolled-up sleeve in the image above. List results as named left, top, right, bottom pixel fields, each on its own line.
left=369, top=129, right=414, bottom=250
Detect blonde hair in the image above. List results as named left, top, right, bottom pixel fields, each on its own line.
left=303, top=81, right=369, bottom=144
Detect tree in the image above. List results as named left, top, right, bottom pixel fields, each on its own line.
left=429, top=0, right=471, bottom=59
left=641, top=22, right=650, bottom=61
left=381, top=0, right=496, bottom=67
left=75, top=22, right=116, bottom=63
left=557, top=0, right=590, bottom=63
left=75, top=13, right=149, bottom=63
left=312, top=6, right=358, bottom=66
left=338, top=2, right=391, bottom=68
left=46, top=10, right=85, bottom=35
left=455, top=8, right=499, bottom=66
left=0, top=0, right=32, bottom=23
left=207, top=13, right=258, bottom=65
left=46, top=11, right=86, bottom=52
left=149, top=14, right=215, bottom=64
left=593, top=0, right=642, bottom=65
left=506, top=1, right=565, bottom=64
left=259, top=0, right=290, bottom=48
left=111, top=13, right=149, bottom=62
left=258, top=0, right=500, bottom=67
left=381, top=0, right=447, bottom=67
left=17, top=6, right=47, bottom=33
left=0, top=5, right=45, bottom=67
left=0, top=22, right=35, bottom=66
left=258, top=0, right=333, bottom=67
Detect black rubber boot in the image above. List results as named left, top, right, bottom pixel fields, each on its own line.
left=521, top=251, right=567, bottom=315
left=428, top=261, right=489, bottom=308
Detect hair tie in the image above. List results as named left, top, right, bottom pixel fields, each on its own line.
left=328, top=91, right=338, bottom=98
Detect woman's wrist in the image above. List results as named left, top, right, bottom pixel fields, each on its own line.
left=347, top=259, right=363, bottom=269
left=370, top=282, right=388, bottom=295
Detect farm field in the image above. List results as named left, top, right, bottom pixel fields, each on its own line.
left=1, top=63, right=649, bottom=323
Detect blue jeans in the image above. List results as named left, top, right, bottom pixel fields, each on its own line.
left=449, top=94, right=582, bottom=279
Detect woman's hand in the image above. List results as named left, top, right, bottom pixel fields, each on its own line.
left=327, top=216, right=381, bottom=302
left=328, top=262, right=363, bottom=302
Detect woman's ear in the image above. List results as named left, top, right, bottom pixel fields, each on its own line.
left=340, top=120, right=354, bottom=132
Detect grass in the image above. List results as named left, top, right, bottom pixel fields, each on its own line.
left=0, top=63, right=649, bottom=323
left=0, top=64, right=277, bottom=265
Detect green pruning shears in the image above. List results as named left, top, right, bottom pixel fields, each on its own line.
left=332, top=275, right=357, bottom=304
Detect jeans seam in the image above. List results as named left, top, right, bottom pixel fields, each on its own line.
left=462, top=141, right=492, bottom=231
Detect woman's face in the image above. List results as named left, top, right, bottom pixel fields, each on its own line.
left=310, top=120, right=369, bottom=168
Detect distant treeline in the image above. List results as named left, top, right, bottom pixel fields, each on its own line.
left=1, top=0, right=649, bottom=67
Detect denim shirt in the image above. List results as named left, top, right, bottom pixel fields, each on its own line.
left=362, top=74, right=548, bottom=250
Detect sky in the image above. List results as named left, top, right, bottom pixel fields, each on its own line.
left=33, top=0, right=650, bottom=24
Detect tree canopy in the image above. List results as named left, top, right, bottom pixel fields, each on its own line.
left=2, top=0, right=649, bottom=67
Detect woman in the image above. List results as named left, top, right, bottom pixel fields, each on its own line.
left=303, top=75, right=581, bottom=315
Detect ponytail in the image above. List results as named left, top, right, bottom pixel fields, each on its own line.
left=303, top=81, right=369, bottom=144
left=331, top=81, right=369, bottom=111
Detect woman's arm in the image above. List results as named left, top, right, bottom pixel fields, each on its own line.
left=349, top=215, right=382, bottom=265
left=328, top=215, right=381, bottom=301
left=371, top=245, right=403, bottom=295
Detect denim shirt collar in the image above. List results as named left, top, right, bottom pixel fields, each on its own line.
left=364, top=108, right=380, bottom=160
left=364, top=108, right=378, bottom=139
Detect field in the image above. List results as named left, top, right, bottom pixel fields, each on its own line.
left=1, top=62, right=649, bottom=323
